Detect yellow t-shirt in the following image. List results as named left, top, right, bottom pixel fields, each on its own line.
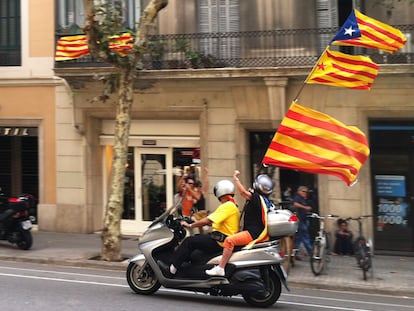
left=208, top=201, right=240, bottom=237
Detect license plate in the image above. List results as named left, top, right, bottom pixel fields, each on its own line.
left=21, top=220, right=32, bottom=230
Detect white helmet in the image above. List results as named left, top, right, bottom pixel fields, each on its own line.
left=253, top=174, right=274, bottom=195
left=213, top=180, right=235, bottom=200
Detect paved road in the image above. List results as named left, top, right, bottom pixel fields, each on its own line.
left=0, top=230, right=413, bottom=298
left=1, top=261, right=413, bottom=311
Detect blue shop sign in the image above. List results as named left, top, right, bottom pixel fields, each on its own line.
left=375, top=175, right=406, bottom=197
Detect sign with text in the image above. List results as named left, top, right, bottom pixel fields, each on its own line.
left=374, top=175, right=408, bottom=231
left=0, top=127, right=38, bottom=137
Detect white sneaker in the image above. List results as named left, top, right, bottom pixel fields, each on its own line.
left=205, top=265, right=225, bottom=276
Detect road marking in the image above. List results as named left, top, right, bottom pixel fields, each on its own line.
left=278, top=300, right=372, bottom=311
left=284, top=293, right=414, bottom=308
left=0, top=265, right=123, bottom=279
left=0, top=272, right=128, bottom=287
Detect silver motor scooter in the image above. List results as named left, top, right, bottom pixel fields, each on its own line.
left=126, top=204, right=298, bottom=307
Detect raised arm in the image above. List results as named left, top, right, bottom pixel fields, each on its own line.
left=233, top=170, right=253, bottom=200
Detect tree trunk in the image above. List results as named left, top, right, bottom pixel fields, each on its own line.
left=81, top=0, right=168, bottom=261
left=101, top=68, right=134, bottom=261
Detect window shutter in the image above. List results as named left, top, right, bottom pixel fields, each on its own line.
left=198, top=0, right=240, bottom=62
left=316, top=0, right=338, bottom=53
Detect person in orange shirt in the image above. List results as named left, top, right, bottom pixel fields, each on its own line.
left=176, top=174, right=201, bottom=217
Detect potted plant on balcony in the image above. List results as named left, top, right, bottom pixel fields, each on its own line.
left=185, top=50, right=204, bottom=68
left=148, top=38, right=165, bottom=69
left=166, top=36, right=189, bottom=68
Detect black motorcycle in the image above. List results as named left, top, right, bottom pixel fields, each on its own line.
left=0, top=189, right=34, bottom=250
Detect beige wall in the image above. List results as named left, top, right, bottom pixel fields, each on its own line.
left=0, top=84, right=57, bottom=204
left=29, top=0, right=55, bottom=57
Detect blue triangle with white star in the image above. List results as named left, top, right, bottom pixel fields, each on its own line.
left=330, top=10, right=361, bottom=43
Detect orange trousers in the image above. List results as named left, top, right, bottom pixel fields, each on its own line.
left=223, top=230, right=253, bottom=250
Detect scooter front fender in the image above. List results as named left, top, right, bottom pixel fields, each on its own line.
left=129, top=253, right=146, bottom=266
left=272, top=264, right=289, bottom=291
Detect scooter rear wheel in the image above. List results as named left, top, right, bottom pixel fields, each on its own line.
left=242, top=270, right=282, bottom=308
left=126, top=261, right=161, bottom=295
left=16, top=230, right=33, bottom=250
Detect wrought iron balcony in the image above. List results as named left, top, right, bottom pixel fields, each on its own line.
left=55, top=25, right=414, bottom=70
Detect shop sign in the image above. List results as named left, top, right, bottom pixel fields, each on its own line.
left=374, top=175, right=408, bottom=231
left=0, top=127, right=38, bottom=137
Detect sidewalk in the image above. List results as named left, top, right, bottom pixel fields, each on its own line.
left=0, top=230, right=413, bottom=297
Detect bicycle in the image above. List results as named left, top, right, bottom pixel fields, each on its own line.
left=308, top=213, right=339, bottom=276
left=345, top=215, right=374, bottom=280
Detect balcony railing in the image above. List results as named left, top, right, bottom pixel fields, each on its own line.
left=55, top=25, right=414, bottom=70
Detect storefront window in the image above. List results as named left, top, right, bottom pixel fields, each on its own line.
left=369, top=120, right=414, bottom=253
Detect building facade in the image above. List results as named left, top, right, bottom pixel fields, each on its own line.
left=1, top=0, right=414, bottom=254
left=0, top=0, right=57, bottom=226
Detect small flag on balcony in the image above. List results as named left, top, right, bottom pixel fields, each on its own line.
left=107, top=33, right=134, bottom=56
left=305, top=47, right=379, bottom=90
left=262, top=102, right=370, bottom=186
left=55, top=35, right=90, bottom=61
left=55, top=33, right=133, bottom=61
left=330, top=9, right=407, bottom=53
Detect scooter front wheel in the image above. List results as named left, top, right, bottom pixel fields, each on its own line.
left=126, top=261, right=161, bottom=295
left=242, top=270, right=282, bottom=308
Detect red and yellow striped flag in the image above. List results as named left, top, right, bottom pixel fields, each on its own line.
left=305, top=47, right=379, bottom=90
left=107, top=33, right=133, bottom=56
left=331, top=9, right=407, bottom=54
left=55, top=33, right=133, bottom=61
left=262, top=102, right=370, bottom=186
left=55, top=35, right=89, bottom=61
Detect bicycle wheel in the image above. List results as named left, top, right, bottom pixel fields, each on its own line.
left=310, top=239, right=326, bottom=276
left=362, top=246, right=372, bottom=281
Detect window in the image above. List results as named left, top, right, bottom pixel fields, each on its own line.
left=56, top=0, right=141, bottom=34
left=56, top=0, right=85, bottom=33
left=198, top=0, right=240, bottom=61
left=0, top=0, right=21, bottom=66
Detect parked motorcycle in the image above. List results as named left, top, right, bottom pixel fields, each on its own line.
left=0, top=188, right=34, bottom=250
left=126, top=204, right=298, bottom=307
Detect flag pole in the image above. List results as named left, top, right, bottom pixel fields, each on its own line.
left=293, top=45, right=329, bottom=102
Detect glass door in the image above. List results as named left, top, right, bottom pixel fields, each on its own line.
left=135, top=148, right=173, bottom=222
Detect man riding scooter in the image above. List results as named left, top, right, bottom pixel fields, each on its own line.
left=158, top=179, right=240, bottom=276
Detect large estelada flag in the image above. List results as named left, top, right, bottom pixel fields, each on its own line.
left=305, top=47, right=379, bottom=90
left=262, top=102, right=370, bottom=186
left=330, top=9, right=407, bottom=53
left=55, top=33, right=133, bottom=61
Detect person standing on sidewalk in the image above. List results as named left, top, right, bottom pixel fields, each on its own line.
left=293, top=186, right=313, bottom=259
